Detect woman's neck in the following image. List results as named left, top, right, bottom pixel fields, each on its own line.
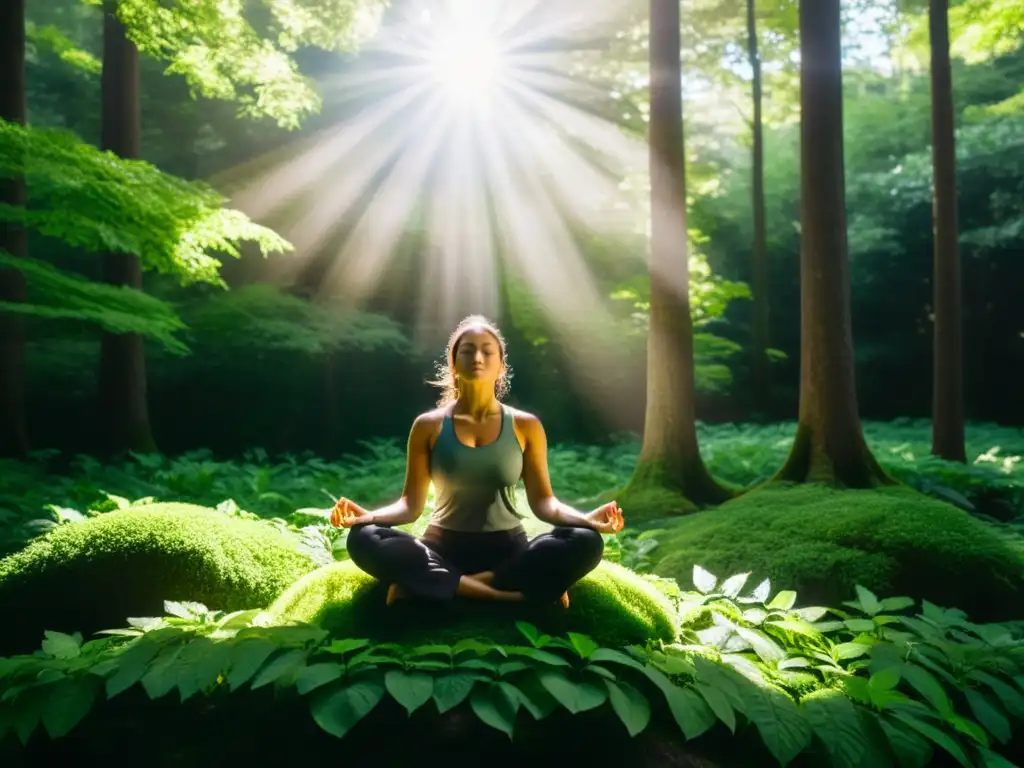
left=454, top=384, right=499, bottom=421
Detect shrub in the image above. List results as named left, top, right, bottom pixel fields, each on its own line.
left=0, top=503, right=318, bottom=655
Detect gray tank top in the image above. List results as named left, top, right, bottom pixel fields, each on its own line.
left=428, top=405, right=525, bottom=532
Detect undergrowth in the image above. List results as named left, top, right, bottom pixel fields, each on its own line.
left=0, top=567, right=1021, bottom=767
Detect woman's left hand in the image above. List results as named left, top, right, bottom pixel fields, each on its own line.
left=584, top=500, right=625, bottom=534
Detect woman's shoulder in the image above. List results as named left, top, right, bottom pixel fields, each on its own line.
left=506, top=405, right=543, bottom=432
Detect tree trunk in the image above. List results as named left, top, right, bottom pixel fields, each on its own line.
left=97, top=1, right=156, bottom=455
left=775, top=0, right=889, bottom=487
left=928, top=0, right=965, bottom=463
left=622, top=0, right=732, bottom=516
left=747, top=0, right=771, bottom=417
left=0, top=0, right=29, bottom=458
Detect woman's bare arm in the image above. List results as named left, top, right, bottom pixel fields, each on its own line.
left=363, top=415, right=435, bottom=526
left=520, top=415, right=596, bottom=529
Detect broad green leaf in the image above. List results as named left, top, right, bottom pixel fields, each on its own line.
left=470, top=682, right=519, bottom=738
left=459, top=658, right=499, bottom=673
left=764, top=619, right=820, bottom=638
left=504, top=647, right=571, bottom=667
left=890, top=711, right=971, bottom=767
left=295, top=663, right=344, bottom=695
left=794, top=606, right=829, bottom=622
left=105, top=640, right=162, bottom=698
left=40, top=678, right=96, bottom=738
left=692, top=565, right=717, bottom=594
left=537, top=670, right=607, bottom=714
left=41, top=631, right=82, bottom=660
left=879, top=717, right=932, bottom=767
left=744, top=686, right=812, bottom=765
left=870, top=667, right=902, bottom=693
left=179, top=640, right=233, bottom=700
left=605, top=679, right=650, bottom=737
left=739, top=578, right=771, bottom=604
left=845, top=619, right=877, bottom=633
left=720, top=572, right=750, bottom=598
left=945, top=712, right=989, bottom=747
left=735, top=626, right=786, bottom=664
left=901, top=664, right=952, bottom=716
left=226, top=639, right=277, bottom=691
left=584, top=664, right=616, bottom=681
left=310, top=677, right=385, bottom=739
left=139, top=645, right=185, bottom=699
left=834, top=643, right=871, bottom=661
left=567, top=633, right=599, bottom=659
left=695, top=682, right=735, bottom=733
left=879, top=597, right=915, bottom=613
left=251, top=649, right=306, bottom=690
left=515, top=622, right=541, bottom=647
left=322, top=638, right=370, bottom=656
left=967, top=672, right=1024, bottom=719
left=236, top=625, right=327, bottom=646
left=385, top=670, right=434, bottom=714
left=407, top=644, right=451, bottom=658
left=665, top=686, right=717, bottom=741
left=766, top=590, right=797, bottom=611
left=854, top=585, right=882, bottom=616
left=801, top=690, right=867, bottom=768
left=432, top=672, right=476, bottom=714
left=511, top=674, right=559, bottom=720
left=977, top=746, right=1020, bottom=768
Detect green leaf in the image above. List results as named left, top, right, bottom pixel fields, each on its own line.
left=470, top=682, right=519, bottom=738
left=665, top=686, right=717, bottom=741
left=902, top=664, right=952, bottom=716
left=744, top=686, right=812, bottom=765
left=854, top=585, right=882, bottom=616
left=890, top=711, right=971, bottom=767
left=834, top=643, right=871, bottom=661
left=945, top=712, right=989, bottom=747
left=179, top=640, right=233, bottom=700
left=766, top=590, right=797, bottom=611
left=504, top=647, right=571, bottom=666
left=538, top=670, right=607, bottom=714
left=295, top=663, right=345, bottom=695
left=764, top=619, right=820, bottom=638
left=385, top=670, right=434, bottom=715
left=40, top=678, right=96, bottom=738
left=105, top=640, right=163, bottom=698
left=310, top=677, right=386, bottom=738
left=510, top=674, right=559, bottom=721
left=139, top=645, right=185, bottom=699
left=845, top=619, right=877, bottom=633
left=226, top=639, right=278, bottom=691
left=977, top=746, right=1020, bottom=768
left=567, top=633, right=599, bottom=659
left=605, top=679, right=650, bottom=737
left=432, top=672, right=477, bottom=714
left=515, top=622, right=541, bottom=647
left=322, top=638, right=370, bottom=656
left=879, top=715, right=933, bottom=767
left=695, top=682, right=735, bottom=733
left=879, top=597, right=915, bottom=613
left=801, top=690, right=867, bottom=768
left=735, top=626, right=787, bottom=664
left=968, top=672, right=1024, bottom=719
left=692, top=565, right=717, bottom=594
left=589, top=648, right=646, bottom=671
left=251, top=649, right=306, bottom=690
left=41, top=631, right=82, bottom=660
left=407, top=644, right=451, bottom=658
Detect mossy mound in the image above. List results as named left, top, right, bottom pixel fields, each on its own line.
left=0, top=503, right=318, bottom=656
left=651, top=483, right=1024, bottom=622
left=266, top=559, right=678, bottom=647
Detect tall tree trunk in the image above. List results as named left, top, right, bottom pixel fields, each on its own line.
left=622, top=0, right=731, bottom=517
left=775, top=0, right=889, bottom=487
left=747, top=0, right=771, bottom=417
left=928, top=0, right=965, bottom=463
left=97, top=2, right=156, bottom=454
left=0, top=0, right=29, bottom=458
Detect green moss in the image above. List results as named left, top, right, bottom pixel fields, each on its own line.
left=266, top=560, right=678, bottom=647
left=650, top=483, right=1024, bottom=622
left=0, top=503, right=317, bottom=655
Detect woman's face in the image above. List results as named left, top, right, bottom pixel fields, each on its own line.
left=453, top=328, right=503, bottom=385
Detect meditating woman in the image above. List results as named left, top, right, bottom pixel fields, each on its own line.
left=330, top=314, right=625, bottom=607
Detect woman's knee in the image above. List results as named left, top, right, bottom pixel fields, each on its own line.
left=344, top=523, right=383, bottom=562
left=568, top=526, right=605, bottom=564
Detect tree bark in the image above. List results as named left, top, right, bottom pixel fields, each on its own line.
left=747, top=0, right=771, bottom=417
left=97, top=1, right=156, bottom=455
left=0, top=0, right=29, bottom=458
left=928, top=0, right=965, bottom=463
left=775, top=0, right=889, bottom=487
left=624, top=0, right=731, bottom=514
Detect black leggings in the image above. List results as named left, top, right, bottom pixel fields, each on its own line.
left=345, top=523, right=605, bottom=603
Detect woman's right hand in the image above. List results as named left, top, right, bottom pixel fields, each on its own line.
left=330, top=498, right=374, bottom=528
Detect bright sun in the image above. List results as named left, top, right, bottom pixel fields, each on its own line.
left=422, top=6, right=504, bottom=104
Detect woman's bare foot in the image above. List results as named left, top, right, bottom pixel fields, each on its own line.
left=457, top=575, right=524, bottom=602
left=559, top=591, right=570, bottom=609
left=386, top=583, right=409, bottom=606
left=467, top=571, right=495, bottom=585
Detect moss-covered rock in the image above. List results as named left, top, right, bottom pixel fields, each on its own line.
left=0, top=503, right=318, bottom=655
left=266, top=559, right=678, bottom=647
left=650, top=483, right=1024, bottom=621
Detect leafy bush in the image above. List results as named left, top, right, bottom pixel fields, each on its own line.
left=0, top=503, right=320, bottom=656
left=0, top=569, right=1021, bottom=767
left=651, top=483, right=1024, bottom=623
left=265, top=560, right=678, bottom=648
